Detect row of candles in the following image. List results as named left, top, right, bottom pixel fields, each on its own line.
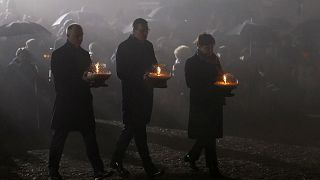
left=91, top=63, right=238, bottom=87
left=44, top=49, right=238, bottom=87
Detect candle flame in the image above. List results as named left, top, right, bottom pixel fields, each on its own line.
left=223, top=74, right=227, bottom=84
left=95, top=62, right=100, bottom=74
left=156, top=66, right=161, bottom=76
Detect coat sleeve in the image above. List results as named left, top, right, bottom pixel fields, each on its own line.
left=116, top=43, right=143, bottom=81
left=185, top=58, right=212, bottom=88
left=51, top=51, right=88, bottom=94
left=150, top=43, right=158, bottom=66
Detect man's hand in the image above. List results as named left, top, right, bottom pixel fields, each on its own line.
left=82, top=71, right=92, bottom=82
left=90, top=81, right=108, bottom=88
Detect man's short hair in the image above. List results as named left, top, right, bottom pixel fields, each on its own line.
left=133, top=18, right=148, bottom=30
left=66, top=23, right=82, bottom=35
left=197, top=33, right=215, bottom=46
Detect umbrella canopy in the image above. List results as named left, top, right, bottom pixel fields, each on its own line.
left=0, top=21, right=51, bottom=37
left=260, top=17, right=292, bottom=32
left=52, top=11, right=104, bottom=27
left=293, top=19, right=320, bottom=38
left=227, top=20, right=276, bottom=43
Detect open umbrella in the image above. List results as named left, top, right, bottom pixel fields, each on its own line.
left=260, top=17, right=292, bottom=32
left=227, top=20, right=275, bottom=40
left=293, top=19, right=320, bottom=37
left=52, top=11, right=104, bottom=27
left=0, top=21, right=51, bottom=37
left=227, top=20, right=276, bottom=56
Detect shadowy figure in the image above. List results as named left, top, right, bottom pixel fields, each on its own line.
left=184, top=33, right=226, bottom=178
left=48, top=23, right=112, bottom=180
left=110, top=18, right=164, bottom=179
left=5, top=47, right=38, bottom=130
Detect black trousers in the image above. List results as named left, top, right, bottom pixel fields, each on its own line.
left=188, top=138, right=218, bottom=168
left=111, top=123, right=155, bottom=172
left=48, top=128, right=104, bottom=175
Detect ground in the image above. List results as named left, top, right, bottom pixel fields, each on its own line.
left=1, top=120, right=320, bottom=180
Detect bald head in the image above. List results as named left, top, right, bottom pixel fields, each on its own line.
left=66, top=23, right=83, bottom=48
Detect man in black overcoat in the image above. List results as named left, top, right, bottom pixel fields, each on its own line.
left=48, top=24, right=112, bottom=180
left=110, top=18, right=164, bottom=178
left=184, top=33, right=225, bottom=178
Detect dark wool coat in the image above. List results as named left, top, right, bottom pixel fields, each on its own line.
left=116, top=35, right=157, bottom=125
left=185, top=52, right=225, bottom=139
left=51, top=41, right=94, bottom=131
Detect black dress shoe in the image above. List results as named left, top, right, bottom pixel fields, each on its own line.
left=110, top=161, right=130, bottom=178
left=209, top=167, right=224, bottom=178
left=48, top=173, right=62, bottom=180
left=184, top=154, right=199, bottom=171
left=94, top=170, right=114, bottom=180
left=146, top=167, right=164, bottom=179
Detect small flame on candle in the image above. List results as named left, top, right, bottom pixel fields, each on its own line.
left=95, top=62, right=100, bottom=74
left=223, top=74, right=227, bottom=84
left=156, top=66, right=161, bottom=76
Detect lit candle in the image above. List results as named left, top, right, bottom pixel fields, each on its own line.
left=156, top=66, right=161, bottom=76
left=95, top=62, right=100, bottom=74
left=148, top=65, right=171, bottom=80
left=214, top=73, right=239, bottom=87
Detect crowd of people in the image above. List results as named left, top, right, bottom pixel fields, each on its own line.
left=0, top=1, right=319, bottom=131
left=0, top=0, right=320, bottom=178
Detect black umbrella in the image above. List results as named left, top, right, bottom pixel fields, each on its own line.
left=227, top=20, right=275, bottom=42
left=260, top=17, right=292, bottom=32
left=293, top=19, right=320, bottom=37
left=52, top=11, right=104, bottom=27
left=0, top=21, right=51, bottom=37
left=227, top=20, right=276, bottom=56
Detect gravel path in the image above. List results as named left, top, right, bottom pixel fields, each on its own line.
left=5, top=120, right=320, bottom=180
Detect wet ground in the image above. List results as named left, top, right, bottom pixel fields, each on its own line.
left=1, top=119, right=320, bottom=180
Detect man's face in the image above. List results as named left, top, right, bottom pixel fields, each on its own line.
left=198, top=44, right=214, bottom=57
left=67, top=26, right=83, bottom=47
left=133, top=24, right=149, bottom=41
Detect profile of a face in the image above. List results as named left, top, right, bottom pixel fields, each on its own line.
left=198, top=44, right=214, bottom=57
left=133, top=24, right=149, bottom=41
left=67, top=25, right=83, bottom=48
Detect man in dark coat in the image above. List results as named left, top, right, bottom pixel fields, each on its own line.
left=110, top=18, right=164, bottom=178
left=48, top=24, right=112, bottom=180
left=184, top=33, right=225, bottom=178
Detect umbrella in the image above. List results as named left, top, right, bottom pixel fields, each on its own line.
left=260, top=17, right=292, bottom=32
left=52, top=11, right=104, bottom=27
left=148, top=6, right=163, bottom=18
left=293, top=19, right=320, bottom=37
left=0, top=21, right=51, bottom=37
left=227, top=20, right=276, bottom=56
left=227, top=20, right=274, bottom=39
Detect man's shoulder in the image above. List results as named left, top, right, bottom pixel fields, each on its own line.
left=145, top=40, right=153, bottom=47
left=52, top=44, right=68, bottom=55
left=186, top=53, right=198, bottom=64
left=79, top=47, right=90, bottom=55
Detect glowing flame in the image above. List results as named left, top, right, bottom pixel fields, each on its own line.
left=95, top=62, right=100, bottom=74
left=223, top=74, right=227, bottom=84
left=43, top=54, right=51, bottom=60
left=156, top=66, right=161, bottom=76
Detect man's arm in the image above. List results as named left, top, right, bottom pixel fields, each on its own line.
left=51, top=51, right=88, bottom=94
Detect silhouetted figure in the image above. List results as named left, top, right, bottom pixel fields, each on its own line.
left=5, top=47, right=38, bottom=129
left=110, top=18, right=164, bottom=178
left=184, top=33, right=225, bottom=178
left=48, top=24, right=112, bottom=180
